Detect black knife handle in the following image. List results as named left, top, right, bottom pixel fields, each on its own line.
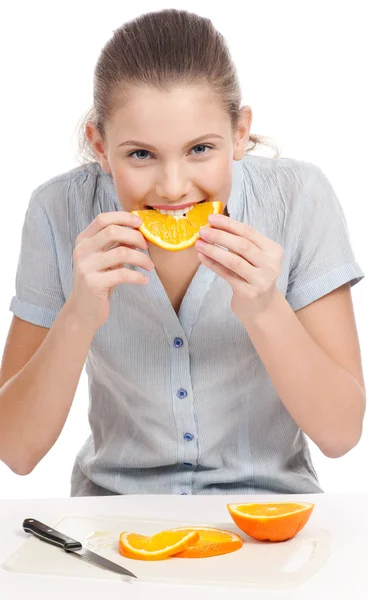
left=23, top=518, right=82, bottom=552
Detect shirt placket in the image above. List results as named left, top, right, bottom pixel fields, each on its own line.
left=169, top=332, right=199, bottom=495
left=140, top=263, right=216, bottom=495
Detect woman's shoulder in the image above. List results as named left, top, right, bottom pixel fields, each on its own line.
left=241, top=153, right=322, bottom=185
left=27, top=161, right=106, bottom=216
left=239, top=153, right=329, bottom=215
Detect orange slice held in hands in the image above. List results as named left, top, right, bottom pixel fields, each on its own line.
left=118, top=529, right=199, bottom=561
left=227, top=502, right=315, bottom=542
left=169, top=526, right=243, bottom=558
left=131, top=200, right=223, bottom=252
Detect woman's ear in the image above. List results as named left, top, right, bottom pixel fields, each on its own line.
left=85, top=122, right=112, bottom=174
left=233, top=105, right=253, bottom=160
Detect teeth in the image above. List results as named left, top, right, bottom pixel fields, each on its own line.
left=156, top=207, right=189, bottom=217
left=151, top=200, right=208, bottom=217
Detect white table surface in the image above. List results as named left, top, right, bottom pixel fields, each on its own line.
left=0, top=492, right=366, bottom=599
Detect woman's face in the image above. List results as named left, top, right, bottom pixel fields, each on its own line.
left=88, top=84, right=252, bottom=215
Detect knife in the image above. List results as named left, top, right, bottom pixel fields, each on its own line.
left=22, top=518, right=137, bottom=579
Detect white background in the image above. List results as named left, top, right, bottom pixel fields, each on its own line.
left=0, top=0, right=366, bottom=498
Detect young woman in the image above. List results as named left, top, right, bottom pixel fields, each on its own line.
left=0, top=9, right=365, bottom=497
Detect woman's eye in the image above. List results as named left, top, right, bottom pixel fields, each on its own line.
left=129, top=149, right=152, bottom=160
left=191, top=144, right=213, bottom=155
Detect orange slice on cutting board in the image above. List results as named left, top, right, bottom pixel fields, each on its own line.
left=131, top=200, right=222, bottom=251
left=227, top=502, right=314, bottom=542
left=118, top=529, right=199, bottom=560
left=170, top=526, right=243, bottom=558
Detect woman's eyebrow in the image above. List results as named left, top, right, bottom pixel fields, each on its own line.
left=118, top=133, right=224, bottom=151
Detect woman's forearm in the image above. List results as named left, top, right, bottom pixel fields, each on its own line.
left=241, top=289, right=366, bottom=458
left=0, top=303, right=96, bottom=474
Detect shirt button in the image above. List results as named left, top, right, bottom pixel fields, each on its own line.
left=177, top=388, right=188, bottom=399
left=184, top=433, right=194, bottom=441
left=174, top=337, right=184, bottom=348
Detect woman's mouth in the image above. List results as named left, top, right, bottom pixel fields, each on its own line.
left=146, top=199, right=207, bottom=216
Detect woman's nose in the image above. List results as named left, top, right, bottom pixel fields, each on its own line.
left=155, top=166, right=192, bottom=202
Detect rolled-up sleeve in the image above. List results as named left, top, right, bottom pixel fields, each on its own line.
left=9, top=192, right=66, bottom=328
left=286, top=165, right=364, bottom=311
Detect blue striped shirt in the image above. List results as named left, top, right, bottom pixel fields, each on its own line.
left=10, top=155, right=365, bottom=496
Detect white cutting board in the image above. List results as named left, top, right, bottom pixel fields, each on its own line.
left=1, top=514, right=332, bottom=589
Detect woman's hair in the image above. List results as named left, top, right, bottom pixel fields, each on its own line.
left=76, top=9, right=280, bottom=164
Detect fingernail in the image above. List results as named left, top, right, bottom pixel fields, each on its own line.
left=199, top=227, right=210, bottom=238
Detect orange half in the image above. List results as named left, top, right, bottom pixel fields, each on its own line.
left=118, top=529, right=199, bottom=561
left=227, top=502, right=314, bottom=542
left=170, top=526, right=243, bottom=558
left=131, top=200, right=222, bottom=251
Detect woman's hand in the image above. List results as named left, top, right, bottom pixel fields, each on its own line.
left=195, top=213, right=284, bottom=323
left=67, top=211, right=155, bottom=332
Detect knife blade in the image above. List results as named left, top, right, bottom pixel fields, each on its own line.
left=22, top=518, right=137, bottom=579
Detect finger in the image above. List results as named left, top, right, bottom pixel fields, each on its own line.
left=104, top=243, right=145, bottom=271
left=99, top=267, right=149, bottom=288
left=79, top=211, right=142, bottom=240
left=92, top=224, right=148, bottom=252
left=196, top=239, right=256, bottom=282
left=94, top=246, right=155, bottom=272
left=199, top=227, right=262, bottom=267
left=198, top=252, right=246, bottom=289
left=208, top=214, right=269, bottom=251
